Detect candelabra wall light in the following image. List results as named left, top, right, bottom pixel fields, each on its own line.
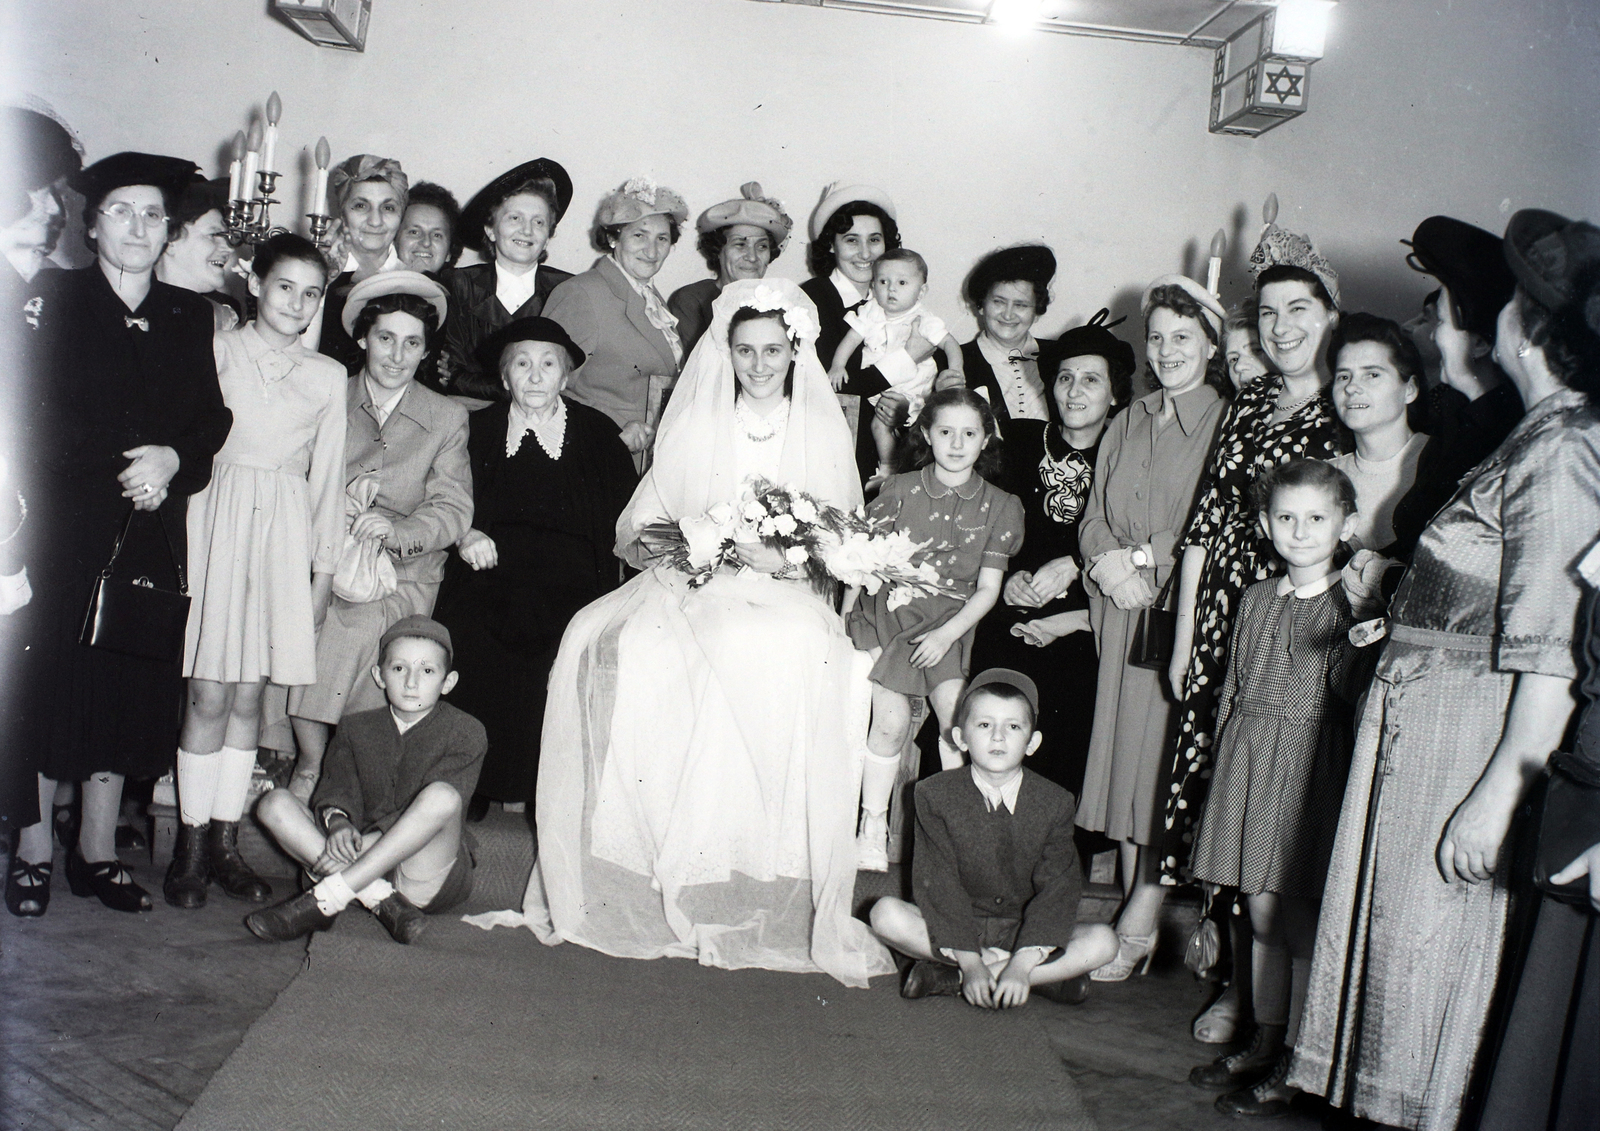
left=220, top=92, right=337, bottom=254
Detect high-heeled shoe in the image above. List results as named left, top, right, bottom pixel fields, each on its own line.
left=66, top=847, right=153, bottom=913
left=6, top=857, right=52, bottom=917
left=1089, top=931, right=1157, bottom=982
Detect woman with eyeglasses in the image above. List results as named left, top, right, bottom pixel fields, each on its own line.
left=7, top=152, right=231, bottom=919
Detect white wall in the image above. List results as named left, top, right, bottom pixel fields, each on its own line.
left=6, top=0, right=1598, bottom=338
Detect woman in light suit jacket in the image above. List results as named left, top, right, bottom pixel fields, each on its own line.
left=544, top=179, right=688, bottom=468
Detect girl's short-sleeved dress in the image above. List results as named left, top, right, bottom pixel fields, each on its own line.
left=1188, top=574, right=1361, bottom=900
left=184, top=324, right=347, bottom=685
left=848, top=465, right=1023, bottom=696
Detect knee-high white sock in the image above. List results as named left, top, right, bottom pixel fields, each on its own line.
left=209, top=746, right=258, bottom=822
left=1252, top=940, right=1291, bottom=1027
left=859, top=749, right=901, bottom=818
left=1286, top=956, right=1312, bottom=1045
left=176, top=749, right=222, bottom=827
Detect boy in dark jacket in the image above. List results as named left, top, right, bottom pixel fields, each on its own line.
left=869, top=669, right=1118, bottom=1007
left=247, top=615, right=486, bottom=946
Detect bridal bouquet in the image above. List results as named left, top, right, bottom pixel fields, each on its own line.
left=639, top=477, right=952, bottom=608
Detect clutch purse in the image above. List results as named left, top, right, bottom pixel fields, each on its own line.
left=1533, top=752, right=1600, bottom=906
left=1183, top=885, right=1223, bottom=978
left=79, top=505, right=190, bottom=663
left=1129, top=572, right=1177, bottom=671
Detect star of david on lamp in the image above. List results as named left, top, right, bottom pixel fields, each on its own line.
left=1209, top=0, right=1335, bottom=136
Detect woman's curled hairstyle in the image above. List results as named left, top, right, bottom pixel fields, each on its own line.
left=1145, top=283, right=1230, bottom=395
left=350, top=291, right=440, bottom=349
left=805, top=201, right=901, bottom=278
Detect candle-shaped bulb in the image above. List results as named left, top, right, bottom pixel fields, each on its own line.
left=232, top=130, right=245, bottom=161
left=315, top=136, right=331, bottom=170
left=246, top=120, right=264, bottom=153
left=1209, top=229, right=1227, bottom=259
left=1263, top=193, right=1279, bottom=226
left=266, top=91, right=281, bottom=126
left=241, top=121, right=264, bottom=199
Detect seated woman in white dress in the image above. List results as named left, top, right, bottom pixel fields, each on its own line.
left=520, top=278, right=893, bottom=987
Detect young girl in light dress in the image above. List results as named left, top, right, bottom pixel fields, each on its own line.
left=845, top=387, right=1024, bottom=871
left=164, top=234, right=347, bottom=910
left=1186, top=459, right=1377, bottom=1117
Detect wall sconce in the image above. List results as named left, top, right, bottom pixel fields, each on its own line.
left=272, top=0, right=371, bottom=51
left=1209, top=0, right=1336, bottom=136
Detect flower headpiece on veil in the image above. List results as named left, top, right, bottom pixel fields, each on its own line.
left=1248, top=194, right=1340, bottom=308
left=615, top=277, right=862, bottom=563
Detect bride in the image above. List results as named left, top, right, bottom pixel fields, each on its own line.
left=522, top=278, right=893, bottom=987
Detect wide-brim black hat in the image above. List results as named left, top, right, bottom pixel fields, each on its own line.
left=964, top=244, right=1056, bottom=309
left=476, top=315, right=585, bottom=375
left=460, top=158, right=573, bottom=254
left=68, top=151, right=199, bottom=212
left=173, top=175, right=231, bottom=226
left=1402, top=216, right=1516, bottom=340
left=1503, top=208, right=1600, bottom=315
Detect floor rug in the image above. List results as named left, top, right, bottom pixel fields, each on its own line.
left=176, top=910, right=1097, bottom=1130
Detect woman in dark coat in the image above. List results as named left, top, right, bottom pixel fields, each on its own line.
left=433, top=317, right=635, bottom=818
left=444, top=159, right=574, bottom=399
left=7, top=152, right=231, bottom=917
left=959, top=245, right=1058, bottom=444
left=799, top=185, right=948, bottom=481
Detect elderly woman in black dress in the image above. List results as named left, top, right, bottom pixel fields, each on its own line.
left=433, top=318, right=635, bottom=821
left=7, top=153, right=231, bottom=917
left=970, top=313, right=1133, bottom=799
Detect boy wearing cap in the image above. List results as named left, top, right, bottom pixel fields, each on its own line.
left=247, top=615, right=486, bottom=945
left=869, top=669, right=1118, bottom=1007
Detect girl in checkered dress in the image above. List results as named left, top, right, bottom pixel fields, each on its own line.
left=1186, top=459, right=1378, bottom=1116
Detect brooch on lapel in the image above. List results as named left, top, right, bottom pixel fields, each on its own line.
left=125, top=316, right=149, bottom=332
left=22, top=296, right=42, bottom=330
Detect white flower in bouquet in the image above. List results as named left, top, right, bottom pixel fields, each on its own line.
left=758, top=515, right=778, bottom=537
left=914, top=561, right=942, bottom=584
left=679, top=510, right=735, bottom=569
left=742, top=499, right=768, bottom=522
left=790, top=495, right=819, bottom=525
left=820, top=531, right=886, bottom=593
left=772, top=512, right=798, bottom=537
left=706, top=502, right=735, bottom=526
left=784, top=545, right=810, bottom=565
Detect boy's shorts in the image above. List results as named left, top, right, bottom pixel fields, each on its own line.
left=393, top=832, right=476, bottom=914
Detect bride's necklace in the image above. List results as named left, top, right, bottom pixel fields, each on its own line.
left=735, top=397, right=788, bottom=443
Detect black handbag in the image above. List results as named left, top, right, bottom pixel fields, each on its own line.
left=1533, top=753, right=1600, bottom=906
left=1129, top=572, right=1177, bottom=671
left=79, top=505, right=190, bottom=662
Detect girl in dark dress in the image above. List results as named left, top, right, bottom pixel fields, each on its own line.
left=7, top=153, right=231, bottom=917
left=970, top=319, right=1133, bottom=796
left=433, top=318, right=635, bottom=818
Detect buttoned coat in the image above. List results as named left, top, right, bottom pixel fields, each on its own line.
left=543, top=256, right=679, bottom=431
left=342, top=376, right=473, bottom=585
left=444, top=261, right=573, bottom=400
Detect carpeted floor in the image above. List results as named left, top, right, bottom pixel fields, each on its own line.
left=176, top=907, right=1098, bottom=1131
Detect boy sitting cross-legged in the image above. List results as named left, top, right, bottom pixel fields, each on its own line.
left=869, top=669, right=1118, bottom=1007
left=246, top=615, right=487, bottom=946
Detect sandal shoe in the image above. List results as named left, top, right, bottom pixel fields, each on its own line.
left=1194, top=985, right=1243, bottom=1044
left=1215, top=1052, right=1298, bottom=1118
left=245, top=890, right=336, bottom=942
left=207, top=821, right=271, bottom=903
left=1034, top=974, right=1091, bottom=1005
left=1190, top=1023, right=1284, bottom=1091
left=163, top=822, right=210, bottom=909
left=66, top=847, right=153, bottom=913
left=1090, top=931, right=1157, bottom=982
left=6, top=857, right=52, bottom=918
left=372, top=891, right=426, bottom=945
left=901, top=959, right=963, bottom=999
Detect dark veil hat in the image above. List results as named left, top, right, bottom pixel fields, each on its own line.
left=1402, top=216, right=1516, bottom=340
left=1043, top=308, right=1137, bottom=384
left=964, top=244, right=1056, bottom=310
left=460, top=158, right=574, bottom=254
left=69, top=152, right=199, bottom=212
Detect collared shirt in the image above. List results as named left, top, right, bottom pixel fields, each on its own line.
left=612, top=255, right=683, bottom=363
left=364, top=377, right=407, bottom=428
left=342, top=247, right=404, bottom=275
left=494, top=260, right=540, bottom=316
left=977, top=333, right=1047, bottom=422
left=829, top=267, right=867, bottom=312
left=1275, top=570, right=1340, bottom=600
left=390, top=706, right=433, bottom=736
left=970, top=767, right=1025, bottom=813
left=507, top=396, right=567, bottom=460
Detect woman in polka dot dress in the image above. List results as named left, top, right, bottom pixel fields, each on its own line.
left=845, top=387, right=1024, bottom=871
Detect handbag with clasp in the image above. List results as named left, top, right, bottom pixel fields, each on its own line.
left=79, top=505, right=190, bottom=662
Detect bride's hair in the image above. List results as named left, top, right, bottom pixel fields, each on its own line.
left=897, top=387, right=1002, bottom=479
left=728, top=305, right=796, bottom=400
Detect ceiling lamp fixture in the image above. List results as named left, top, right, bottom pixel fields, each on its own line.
left=1209, top=0, right=1337, bottom=136
left=987, top=0, right=1044, bottom=32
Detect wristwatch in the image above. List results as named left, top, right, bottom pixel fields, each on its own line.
left=1129, top=546, right=1151, bottom=569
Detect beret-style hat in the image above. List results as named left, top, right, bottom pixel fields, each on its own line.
left=379, top=614, right=453, bottom=666
left=1044, top=308, right=1137, bottom=381
left=696, top=181, right=792, bottom=243
left=460, top=157, right=573, bottom=254
left=70, top=152, right=199, bottom=212
left=1142, top=273, right=1227, bottom=338
left=1401, top=216, right=1515, bottom=341
left=475, top=315, right=585, bottom=374
left=596, top=176, right=688, bottom=228
left=965, top=243, right=1056, bottom=310
left=1503, top=208, right=1600, bottom=314
left=957, top=667, right=1040, bottom=720
left=340, top=269, right=449, bottom=336
left=1, top=106, right=82, bottom=197
left=808, top=183, right=896, bottom=242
